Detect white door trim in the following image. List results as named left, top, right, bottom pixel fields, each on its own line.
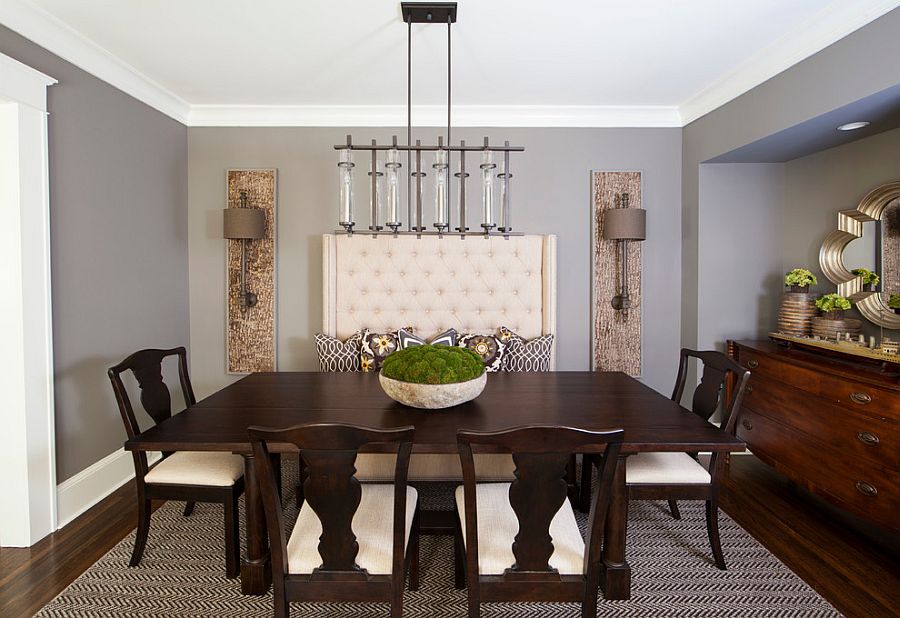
left=0, top=51, right=57, bottom=547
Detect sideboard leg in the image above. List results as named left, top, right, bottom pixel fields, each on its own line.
left=241, top=454, right=272, bottom=595
left=600, top=455, right=631, bottom=600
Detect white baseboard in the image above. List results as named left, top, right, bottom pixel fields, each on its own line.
left=56, top=447, right=160, bottom=529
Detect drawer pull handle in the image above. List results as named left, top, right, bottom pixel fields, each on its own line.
left=855, top=481, right=878, bottom=497
left=747, top=360, right=759, bottom=369
left=849, top=392, right=872, bottom=405
left=856, top=431, right=880, bottom=446
left=742, top=419, right=753, bottom=431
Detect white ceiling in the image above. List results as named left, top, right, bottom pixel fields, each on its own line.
left=2, top=0, right=899, bottom=126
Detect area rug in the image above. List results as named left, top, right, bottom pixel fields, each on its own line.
left=38, top=461, right=841, bottom=617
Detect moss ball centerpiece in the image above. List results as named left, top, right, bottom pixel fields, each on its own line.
left=379, top=345, right=487, bottom=409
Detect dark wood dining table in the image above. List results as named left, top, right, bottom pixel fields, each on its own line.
left=125, top=371, right=744, bottom=600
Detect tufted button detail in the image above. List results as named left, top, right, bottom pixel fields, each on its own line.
left=502, top=309, right=506, bottom=313
left=361, top=290, right=367, bottom=295
left=348, top=270, right=354, bottom=276
left=488, top=252, right=493, bottom=257
left=374, top=270, right=380, bottom=277
left=411, top=290, right=417, bottom=296
left=399, top=271, right=405, bottom=277
left=437, top=289, right=443, bottom=295
left=514, top=251, right=519, bottom=257
left=525, top=271, right=531, bottom=276
left=463, top=289, right=469, bottom=295
left=513, top=290, right=519, bottom=295
left=476, top=309, right=481, bottom=314
left=475, top=271, right=480, bottom=277
left=526, top=309, right=532, bottom=314
left=463, top=252, right=469, bottom=258
left=386, top=290, right=392, bottom=296
left=411, top=251, right=417, bottom=258
left=489, top=290, right=494, bottom=295
left=425, top=309, right=430, bottom=314
left=374, top=309, right=380, bottom=314
left=424, top=271, right=430, bottom=277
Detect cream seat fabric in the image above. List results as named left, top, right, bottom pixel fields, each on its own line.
left=287, top=485, right=417, bottom=575
left=355, top=453, right=515, bottom=482
left=454, top=483, right=584, bottom=576
left=143, top=451, right=244, bottom=486
left=626, top=452, right=711, bottom=485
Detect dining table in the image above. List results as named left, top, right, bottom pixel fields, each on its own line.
left=125, top=370, right=744, bottom=600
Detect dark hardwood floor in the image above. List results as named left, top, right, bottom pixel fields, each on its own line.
left=1, top=455, right=898, bottom=617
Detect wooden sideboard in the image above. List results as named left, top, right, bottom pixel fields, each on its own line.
left=729, top=340, right=899, bottom=531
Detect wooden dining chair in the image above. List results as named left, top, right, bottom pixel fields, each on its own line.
left=249, top=423, right=421, bottom=618
left=623, top=349, right=750, bottom=570
left=108, top=347, right=245, bottom=578
left=454, top=425, right=623, bottom=618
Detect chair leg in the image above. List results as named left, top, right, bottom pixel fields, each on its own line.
left=668, top=499, right=681, bottom=520
left=273, top=580, right=289, bottom=618
left=582, top=565, right=600, bottom=618
left=705, top=499, right=726, bottom=570
left=408, top=512, right=420, bottom=591
left=224, top=491, right=241, bottom=578
left=391, top=570, right=404, bottom=618
left=467, top=582, right=480, bottom=618
left=453, top=519, right=466, bottom=590
left=130, top=498, right=152, bottom=567
left=579, top=454, right=593, bottom=513
left=183, top=501, right=195, bottom=517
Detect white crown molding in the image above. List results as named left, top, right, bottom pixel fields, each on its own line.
left=0, top=0, right=190, bottom=124
left=680, top=0, right=900, bottom=125
left=188, top=104, right=683, bottom=128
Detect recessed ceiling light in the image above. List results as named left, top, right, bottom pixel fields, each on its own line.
left=837, top=121, right=870, bottom=131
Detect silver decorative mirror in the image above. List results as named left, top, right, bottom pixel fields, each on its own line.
left=819, top=181, right=900, bottom=330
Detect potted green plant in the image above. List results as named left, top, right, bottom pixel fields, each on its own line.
left=815, top=293, right=852, bottom=320
left=785, top=268, right=817, bottom=293
left=889, top=293, right=900, bottom=315
left=851, top=268, right=880, bottom=291
left=379, top=345, right=486, bottom=409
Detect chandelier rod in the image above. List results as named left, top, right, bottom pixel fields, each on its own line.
left=407, top=13, right=413, bottom=231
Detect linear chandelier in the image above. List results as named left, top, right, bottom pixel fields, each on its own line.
left=335, top=2, right=524, bottom=237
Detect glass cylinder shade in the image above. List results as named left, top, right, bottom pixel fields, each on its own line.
left=480, top=150, right=496, bottom=228
left=385, top=148, right=402, bottom=226
left=368, top=163, right=384, bottom=231
left=498, top=160, right=511, bottom=231
left=337, top=148, right=354, bottom=226
left=433, top=149, right=449, bottom=228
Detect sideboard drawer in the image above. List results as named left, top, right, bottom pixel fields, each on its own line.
left=743, top=376, right=900, bottom=470
left=737, top=408, right=900, bottom=530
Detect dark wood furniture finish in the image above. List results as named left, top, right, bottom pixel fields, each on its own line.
left=628, top=350, right=749, bottom=570
left=124, top=371, right=744, bottom=600
left=249, top=423, right=420, bottom=618
left=730, top=339, right=900, bottom=531
left=108, top=347, right=245, bottom=578
left=455, top=426, right=623, bottom=618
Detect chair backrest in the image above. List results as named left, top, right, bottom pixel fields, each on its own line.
left=671, top=349, right=751, bottom=435
left=108, top=347, right=195, bottom=441
left=249, top=423, right=415, bottom=582
left=457, top=425, right=623, bottom=579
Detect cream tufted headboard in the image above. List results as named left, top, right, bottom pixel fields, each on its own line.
left=323, top=234, right=557, bottom=367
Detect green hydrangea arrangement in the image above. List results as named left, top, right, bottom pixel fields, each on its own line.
left=815, top=293, right=852, bottom=314
left=381, top=345, right=484, bottom=385
left=851, top=268, right=880, bottom=287
left=784, top=268, right=817, bottom=288
left=889, top=294, right=900, bottom=309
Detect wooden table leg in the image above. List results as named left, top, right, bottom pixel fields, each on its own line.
left=241, top=454, right=272, bottom=595
left=600, top=455, right=631, bottom=600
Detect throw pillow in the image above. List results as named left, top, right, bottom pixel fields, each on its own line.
left=458, top=333, right=506, bottom=372
left=315, top=332, right=362, bottom=372
left=360, top=329, right=403, bottom=372
left=397, top=327, right=458, bottom=349
left=499, top=326, right=554, bottom=372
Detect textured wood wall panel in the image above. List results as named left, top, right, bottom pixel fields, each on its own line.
left=592, top=171, right=642, bottom=376
left=883, top=199, right=899, bottom=299
left=226, top=170, right=276, bottom=373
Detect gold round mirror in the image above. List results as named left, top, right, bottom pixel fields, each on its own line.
left=819, top=181, right=900, bottom=330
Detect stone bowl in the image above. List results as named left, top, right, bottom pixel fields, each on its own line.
left=378, top=372, right=487, bottom=409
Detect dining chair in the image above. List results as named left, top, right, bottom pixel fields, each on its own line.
left=454, top=425, right=623, bottom=618
left=249, top=423, right=421, bottom=618
left=581, top=348, right=750, bottom=570
left=108, top=347, right=245, bottom=578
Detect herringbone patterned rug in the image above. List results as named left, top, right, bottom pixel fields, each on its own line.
left=38, top=461, right=841, bottom=617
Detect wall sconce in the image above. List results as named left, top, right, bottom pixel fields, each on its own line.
left=603, top=192, right=646, bottom=316
left=223, top=190, right=266, bottom=311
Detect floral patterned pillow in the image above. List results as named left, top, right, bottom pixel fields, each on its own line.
left=458, top=332, right=506, bottom=372
left=360, top=328, right=413, bottom=372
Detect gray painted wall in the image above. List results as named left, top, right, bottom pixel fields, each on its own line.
left=0, top=26, right=190, bottom=482
left=188, top=127, right=682, bottom=398
left=697, top=163, right=785, bottom=351
left=783, top=126, right=900, bottom=336
left=682, top=8, right=900, bottom=354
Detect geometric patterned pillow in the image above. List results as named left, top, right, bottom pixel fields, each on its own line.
left=498, top=326, right=554, bottom=372
left=315, top=332, right=362, bottom=372
left=397, top=327, right=458, bottom=349
left=458, top=332, right=506, bottom=372
left=360, top=329, right=401, bottom=372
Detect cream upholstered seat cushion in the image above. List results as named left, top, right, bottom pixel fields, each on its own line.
left=354, top=453, right=515, bottom=482
left=626, top=452, right=711, bottom=485
left=454, top=483, right=584, bottom=576
left=287, top=485, right=417, bottom=575
left=143, top=451, right=244, bottom=487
